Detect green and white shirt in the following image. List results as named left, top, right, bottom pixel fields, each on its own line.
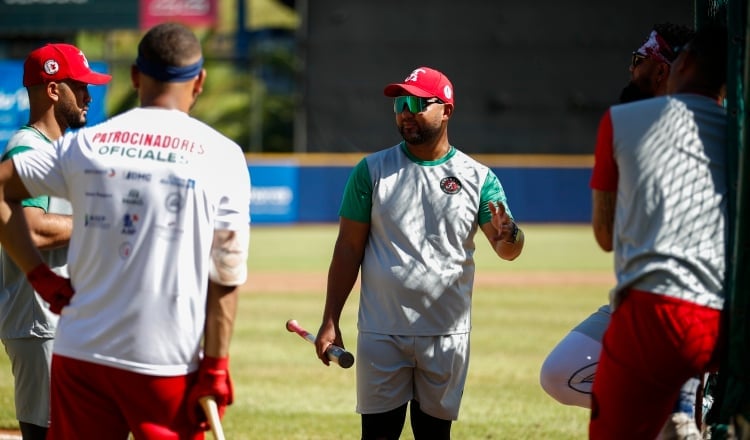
left=0, top=126, right=71, bottom=340
left=341, top=142, right=512, bottom=335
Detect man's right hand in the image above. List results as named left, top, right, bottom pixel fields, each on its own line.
left=187, top=356, right=234, bottom=429
left=26, top=263, right=74, bottom=314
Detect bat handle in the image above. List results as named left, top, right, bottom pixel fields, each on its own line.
left=286, top=319, right=355, bottom=368
left=199, top=396, right=226, bottom=440
left=327, top=344, right=355, bottom=368
left=304, top=332, right=341, bottom=364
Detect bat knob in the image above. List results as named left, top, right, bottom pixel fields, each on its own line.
left=338, top=351, right=355, bottom=369
left=328, top=345, right=355, bottom=368
left=285, top=319, right=297, bottom=332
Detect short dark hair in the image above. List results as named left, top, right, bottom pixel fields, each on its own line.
left=137, top=22, right=202, bottom=68
left=684, top=24, right=728, bottom=91
left=653, top=22, right=695, bottom=62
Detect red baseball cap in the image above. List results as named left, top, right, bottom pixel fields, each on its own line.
left=23, top=43, right=112, bottom=87
left=383, top=66, right=454, bottom=104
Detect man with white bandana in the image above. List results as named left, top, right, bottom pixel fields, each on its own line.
left=588, top=25, right=727, bottom=439
left=539, top=22, right=708, bottom=438
left=620, top=23, right=695, bottom=103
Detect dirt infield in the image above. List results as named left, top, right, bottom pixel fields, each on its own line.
left=241, top=270, right=614, bottom=293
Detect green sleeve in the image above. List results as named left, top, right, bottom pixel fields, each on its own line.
left=478, top=170, right=513, bottom=225
left=2, top=146, right=49, bottom=211
left=338, top=158, right=372, bottom=223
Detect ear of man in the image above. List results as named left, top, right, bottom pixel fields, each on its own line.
left=443, top=102, right=454, bottom=119
left=46, top=82, right=64, bottom=103
left=192, top=69, right=207, bottom=99
left=657, top=62, right=670, bottom=79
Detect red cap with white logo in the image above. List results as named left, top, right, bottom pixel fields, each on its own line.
left=384, top=66, right=454, bottom=104
left=23, top=43, right=112, bottom=87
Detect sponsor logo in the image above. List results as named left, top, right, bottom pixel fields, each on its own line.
left=160, top=175, right=195, bottom=189
left=84, top=168, right=116, bottom=177
left=121, top=213, right=139, bottom=235
left=122, top=189, right=144, bottom=206
left=165, top=193, right=183, bottom=213
left=251, top=186, right=293, bottom=215
left=125, top=171, right=151, bottom=182
left=84, top=191, right=112, bottom=198
left=119, top=241, right=133, bottom=259
left=252, top=186, right=293, bottom=205
left=440, top=176, right=462, bottom=194
left=84, top=214, right=110, bottom=229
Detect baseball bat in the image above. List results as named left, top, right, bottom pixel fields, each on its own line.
left=285, top=319, right=355, bottom=368
left=199, top=396, right=226, bottom=440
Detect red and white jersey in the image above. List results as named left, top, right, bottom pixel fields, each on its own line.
left=13, top=107, right=251, bottom=376
left=591, top=94, right=726, bottom=311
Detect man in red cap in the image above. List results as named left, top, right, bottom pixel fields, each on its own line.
left=315, top=66, right=525, bottom=439
left=0, top=42, right=110, bottom=440
left=0, top=23, right=248, bottom=439
left=22, top=43, right=112, bottom=90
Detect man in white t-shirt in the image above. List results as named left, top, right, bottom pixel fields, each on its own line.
left=0, top=23, right=250, bottom=439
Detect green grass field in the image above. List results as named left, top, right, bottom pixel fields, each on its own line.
left=0, top=224, right=611, bottom=438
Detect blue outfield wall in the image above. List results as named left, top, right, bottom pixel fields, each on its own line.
left=248, top=156, right=593, bottom=224
left=491, top=167, right=593, bottom=223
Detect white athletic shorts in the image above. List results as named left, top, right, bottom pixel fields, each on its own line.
left=356, top=332, right=469, bottom=420
left=1, top=337, right=54, bottom=426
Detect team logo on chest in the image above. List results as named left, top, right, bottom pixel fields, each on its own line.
left=440, top=176, right=462, bottom=194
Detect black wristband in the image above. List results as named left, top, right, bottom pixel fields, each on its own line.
left=506, top=222, right=519, bottom=244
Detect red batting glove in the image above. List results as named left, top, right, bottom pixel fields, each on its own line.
left=26, top=263, right=74, bottom=314
left=187, top=356, right=234, bottom=429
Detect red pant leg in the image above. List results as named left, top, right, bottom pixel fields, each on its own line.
left=589, top=290, right=721, bottom=439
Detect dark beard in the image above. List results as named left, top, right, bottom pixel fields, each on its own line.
left=398, top=124, right=441, bottom=145
left=67, top=117, right=87, bottom=130
left=57, top=100, right=87, bottom=130
left=618, top=82, right=655, bottom=103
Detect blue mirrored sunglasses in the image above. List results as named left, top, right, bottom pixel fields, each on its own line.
left=393, top=96, right=444, bottom=114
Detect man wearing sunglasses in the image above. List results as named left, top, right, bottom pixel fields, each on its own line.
left=540, top=22, right=707, bottom=438
left=587, top=25, right=727, bottom=439
left=315, top=66, right=525, bottom=439
left=620, top=22, right=696, bottom=103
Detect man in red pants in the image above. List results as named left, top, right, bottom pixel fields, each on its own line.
left=589, top=25, right=728, bottom=439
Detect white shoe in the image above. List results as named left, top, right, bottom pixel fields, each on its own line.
left=657, top=412, right=702, bottom=440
